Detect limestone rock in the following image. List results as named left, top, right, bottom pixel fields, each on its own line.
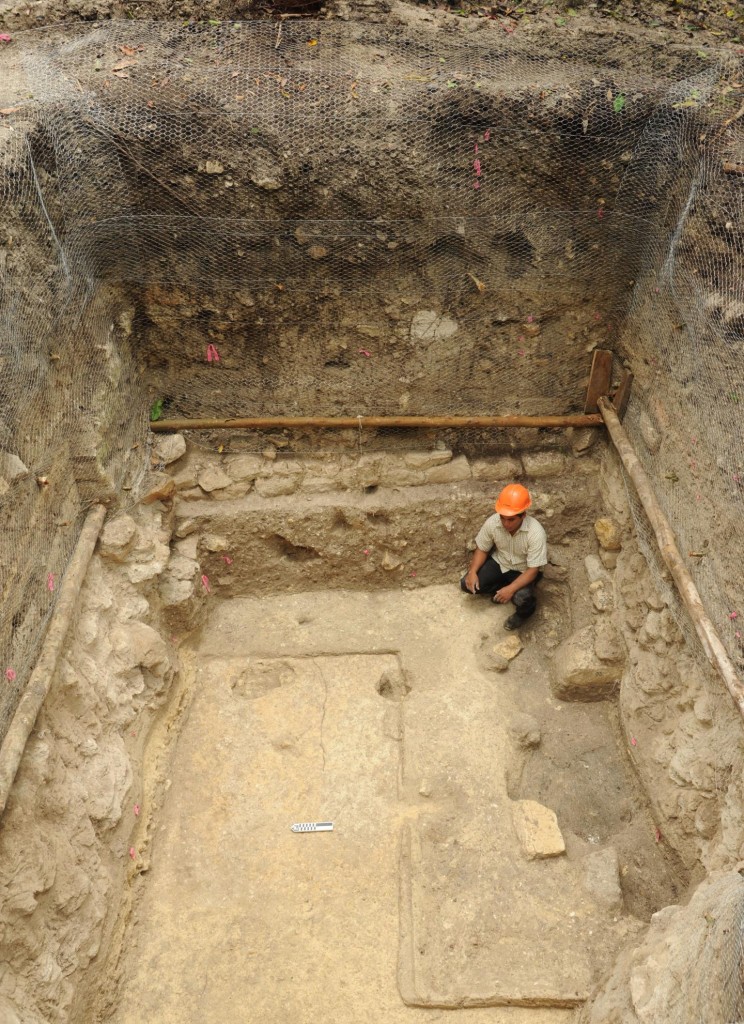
left=522, top=452, right=566, bottom=477
left=594, top=517, right=622, bottom=551
left=594, top=620, right=626, bottom=663
left=471, top=456, right=522, bottom=480
left=79, top=737, right=132, bottom=829
left=410, top=310, right=458, bottom=342
left=166, top=554, right=199, bottom=582
left=0, top=452, right=29, bottom=482
left=584, top=554, right=609, bottom=584
left=198, top=465, right=233, bottom=493
left=590, top=579, right=614, bottom=612
left=425, top=455, right=471, bottom=484
left=172, top=468, right=199, bottom=491
left=493, top=634, right=523, bottom=662
left=582, top=847, right=623, bottom=913
left=551, top=625, right=622, bottom=701
left=110, top=622, right=172, bottom=681
left=202, top=533, right=229, bottom=553
left=511, top=800, right=565, bottom=859
left=255, top=473, right=301, bottom=497
left=507, top=713, right=541, bottom=748
left=174, top=517, right=198, bottom=538
left=140, top=473, right=176, bottom=505
left=570, top=427, right=598, bottom=456
left=482, top=647, right=509, bottom=673
left=381, top=550, right=402, bottom=571
left=153, top=434, right=186, bottom=466
left=404, top=450, right=453, bottom=470
left=226, top=454, right=265, bottom=482
left=98, top=514, right=137, bottom=562
left=599, top=548, right=618, bottom=570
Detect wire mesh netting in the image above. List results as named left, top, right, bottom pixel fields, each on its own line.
left=0, top=21, right=742, bottom=762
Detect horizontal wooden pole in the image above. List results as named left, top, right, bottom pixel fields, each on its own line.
left=151, top=413, right=605, bottom=432
left=598, top=396, right=744, bottom=719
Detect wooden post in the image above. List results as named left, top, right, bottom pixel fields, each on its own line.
left=598, top=397, right=744, bottom=718
left=612, top=370, right=633, bottom=419
left=583, top=350, right=614, bottom=414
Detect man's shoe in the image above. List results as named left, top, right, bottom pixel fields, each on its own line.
left=504, top=613, right=523, bottom=631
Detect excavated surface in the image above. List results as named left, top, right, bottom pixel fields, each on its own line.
left=93, top=585, right=671, bottom=1022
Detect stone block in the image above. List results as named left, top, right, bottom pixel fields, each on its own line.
left=255, top=473, right=301, bottom=497
left=511, top=800, right=565, bottom=859
left=590, top=579, right=614, bottom=612
left=582, top=847, right=623, bottom=912
left=594, top=620, right=625, bottom=663
left=507, top=713, right=541, bottom=748
left=569, top=427, right=598, bottom=456
left=198, top=465, right=233, bottom=493
left=378, top=459, right=425, bottom=487
left=471, top=456, right=522, bottom=480
left=98, top=514, right=137, bottom=562
left=551, top=624, right=622, bottom=701
left=522, top=452, right=566, bottom=477
left=225, top=454, right=266, bottom=482
left=493, top=634, right=523, bottom=662
left=140, top=473, right=176, bottom=505
left=594, top=517, right=622, bottom=551
left=404, top=449, right=453, bottom=470
left=153, top=434, right=186, bottom=466
left=172, top=468, right=199, bottom=491
left=202, top=533, right=229, bottom=553
left=425, top=455, right=471, bottom=484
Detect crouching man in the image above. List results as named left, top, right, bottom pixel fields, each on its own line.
left=461, top=483, right=548, bottom=631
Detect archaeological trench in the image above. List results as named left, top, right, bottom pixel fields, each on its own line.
left=1, top=3, right=744, bottom=1023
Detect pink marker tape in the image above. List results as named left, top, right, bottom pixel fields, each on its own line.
left=484, top=129, right=491, bottom=142
left=201, top=574, right=211, bottom=593
left=222, top=555, right=233, bottom=565
left=473, top=158, right=481, bottom=176
left=134, top=804, right=140, bottom=817
left=47, top=572, right=55, bottom=592
left=5, top=668, right=16, bottom=682
left=129, top=847, right=137, bottom=860
left=206, top=343, right=220, bottom=363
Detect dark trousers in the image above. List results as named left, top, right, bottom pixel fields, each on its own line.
left=460, top=558, right=541, bottom=620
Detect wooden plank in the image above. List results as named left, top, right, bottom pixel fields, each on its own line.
left=583, top=349, right=613, bottom=414
left=612, top=370, right=634, bottom=419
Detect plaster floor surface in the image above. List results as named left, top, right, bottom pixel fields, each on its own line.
left=104, top=585, right=627, bottom=1024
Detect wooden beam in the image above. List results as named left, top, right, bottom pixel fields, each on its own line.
left=598, top=396, right=744, bottom=720
left=150, top=413, right=605, bottom=432
left=612, top=370, right=633, bottom=419
left=584, top=349, right=614, bottom=414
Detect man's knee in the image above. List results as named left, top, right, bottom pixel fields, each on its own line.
left=513, top=586, right=537, bottom=614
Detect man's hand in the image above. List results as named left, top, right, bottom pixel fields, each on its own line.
left=493, top=585, right=516, bottom=604
left=464, top=571, right=480, bottom=594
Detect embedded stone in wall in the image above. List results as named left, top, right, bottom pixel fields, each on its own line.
left=522, top=452, right=566, bottom=477
left=594, top=620, right=626, bottom=663
left=589, top=578, right=614, bottom=612
left=471, top=456, right=522, bottom=480
left=511, top=800, right=566, bottom=859
left=551, top=624, right=623, bottom=701
left=584, top=554, right=610, bottom=584
left=639, top=410, right=662, bottom=453
left=226, top=454, right=266, bottom=482
left=198, top=465, right=233, bottom=493
left=140, top=473, right=176, bottom=505
left=98, top=514, right=137, bottom=562
left=153, top=433, right=186, bottom=466
left=594, top=516, right=622, bottom=551
left=403, top=449, right=453, bottom=470
left=425, top=455, right=471, bottom=484
left=255, top=472, right=302, bottom=497
left=410, top=309, right=458, bottom=342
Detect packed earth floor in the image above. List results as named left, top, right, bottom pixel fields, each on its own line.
left=89, top=583, right=678, bottom=1022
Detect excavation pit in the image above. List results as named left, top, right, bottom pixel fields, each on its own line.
left=1, top=10, right=744, bottom=1024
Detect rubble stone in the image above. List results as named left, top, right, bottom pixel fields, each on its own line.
left=511, top=800, right=565, bottom=859
left=197, top=465, right=233, bottom=493
left=153, top=434, right=186, bottom=466
left=551, top=624, right=623, bottom=701
left=425, top=455, right=471, bottom=484
left=98, top=514, right=137, bottom=562
left=594, top=517, right=622, bottom=551
left=522, top=452, right=566, bottom=477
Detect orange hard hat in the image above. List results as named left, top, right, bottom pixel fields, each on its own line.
left=495, top=483, right=531, bottom=516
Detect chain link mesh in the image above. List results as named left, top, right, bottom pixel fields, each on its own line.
left=0, top=22, right=742, bottom=760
